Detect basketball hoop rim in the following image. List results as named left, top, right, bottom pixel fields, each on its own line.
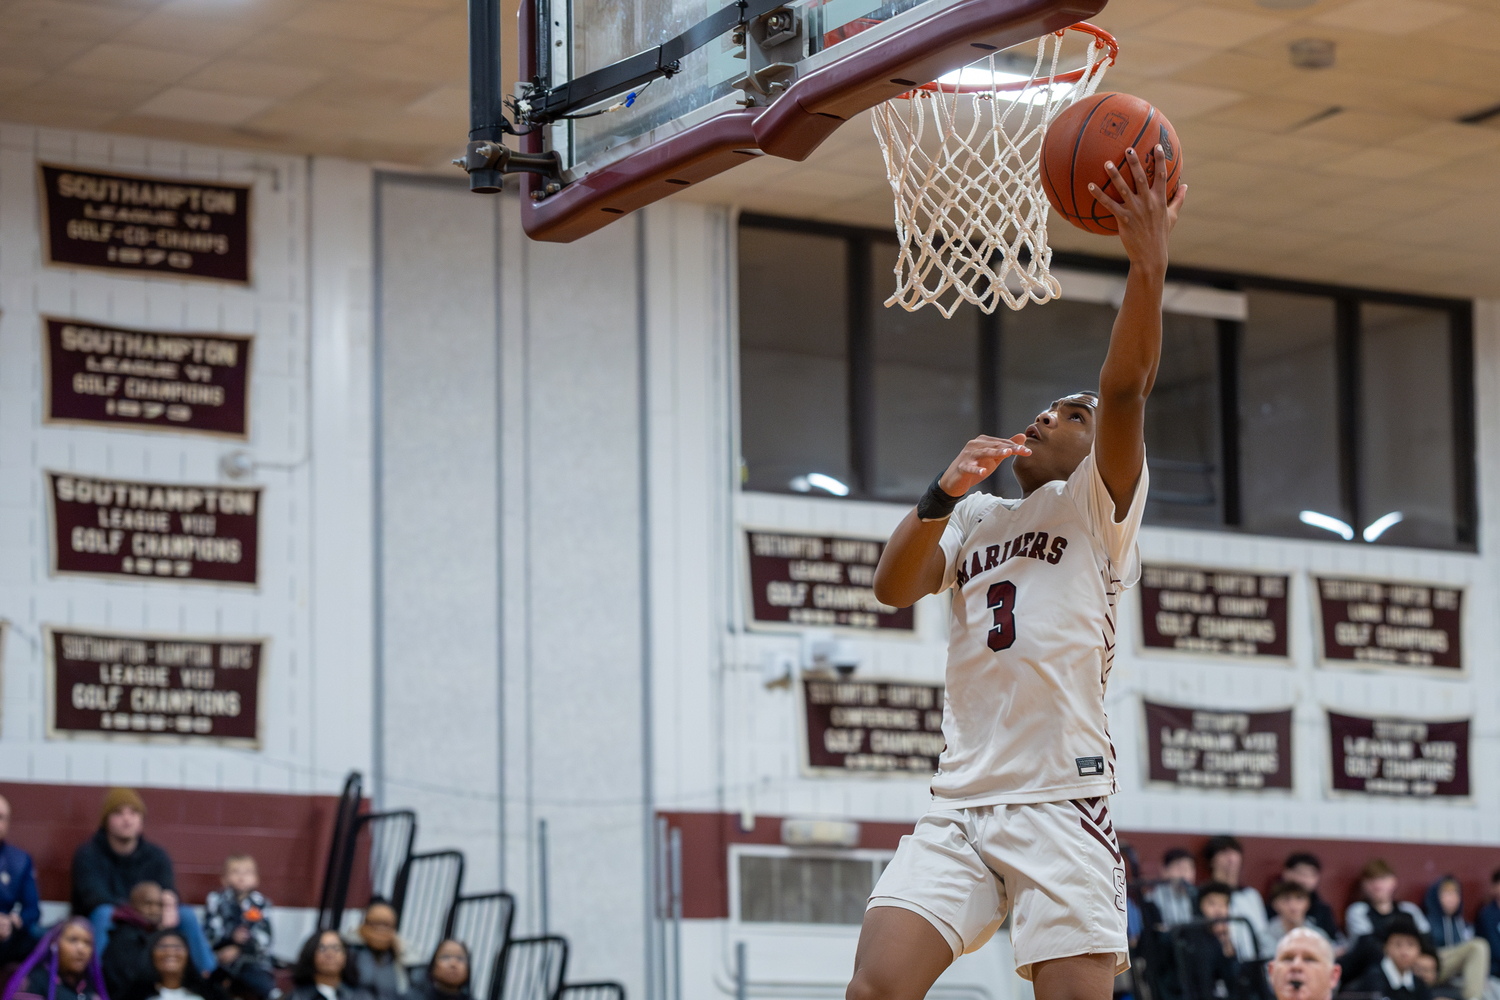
left=898, top=21, right=1117, bottom=98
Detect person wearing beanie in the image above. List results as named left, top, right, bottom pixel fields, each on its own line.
left=70, top=788, right=217, bottom=977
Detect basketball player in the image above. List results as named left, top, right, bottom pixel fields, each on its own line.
left=849, top=145, right=1186, bottom=1000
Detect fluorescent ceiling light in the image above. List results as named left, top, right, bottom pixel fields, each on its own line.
left=1299, top=510, right=1353, bottom=540
left=932, top=68, right=1075, bottom=105
left=1362, top=511, right=1403, bottom=542
left=806, top=473, right=849, bottom=496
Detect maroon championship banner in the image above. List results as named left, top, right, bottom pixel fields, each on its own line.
left=40, top=164, right=252, bottom=283
left=1144, top=701, right=1293, bottom=790
left=43, top=317, right=252, bottom=437
left=1315, top=577, right=1462, bottom=670
left=802, top=677, right=945, bottom=776
left=1328, top=712, right=1469, bottom=798
left=47, top=473, right=261, bottom=586
left=1139, top=565, right=1289, bottom=658
left=46, top=627, right=264, bottom=746
left=746, top=530, right=914, bottom=632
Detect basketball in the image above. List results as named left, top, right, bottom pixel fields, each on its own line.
left=1041, top=92, right=1182, bottom=236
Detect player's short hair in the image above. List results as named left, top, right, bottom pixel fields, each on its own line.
left=1202, top=835, right=1243, bottom=864
left=1360, top=858, right=1395, bottom=882
left=1269, top=880, right=1310, bottom=904
left=224, top=853, right=256, bottom=871
left=1284, top=852, right=1321, bottom=871
left=1197, top=881, right=1234, bottom=910
left=1163, top=847, right=1193, bottom=867
left=1055, top=390, right=1099, bottom=410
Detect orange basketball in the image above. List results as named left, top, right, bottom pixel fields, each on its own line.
left=1040, top=92, right=1182, bottom=235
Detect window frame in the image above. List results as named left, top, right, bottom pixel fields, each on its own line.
left=728, top=843, right=894, bottom=930
left=736, top=213, right=1477, bottom=552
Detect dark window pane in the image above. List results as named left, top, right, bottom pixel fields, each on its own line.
left=1239, top=291, right=1346, bottom=540
left=1359, top=304, right=1457, bottom=548
left=739, top=227, right=849, bottom=495
left=1144, top=314, right=1221, bottom=527
left=870, top=243, right=980, bottom=502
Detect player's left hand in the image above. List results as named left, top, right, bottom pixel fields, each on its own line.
left=1088, top=145, right=1185, bottom=271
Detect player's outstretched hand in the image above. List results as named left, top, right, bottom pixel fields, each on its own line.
left=939, top=434, right=1031, bottom=497
left=1088, top=145, right=1186, bottom=271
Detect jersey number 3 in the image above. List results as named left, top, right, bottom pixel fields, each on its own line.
left=986, top=581, right=1017, bottom=651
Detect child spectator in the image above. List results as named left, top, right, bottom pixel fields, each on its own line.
left=1416, top=942, right=1463, bottom=1000
left=1204, top=835, right=1272, bottom=961
left=1150, top=848, right=1198, bottom=929
left=0, top=795, right=41, bottom=966
left=205, top=855, right=276, bottom=1000
left=1477, top=869, right=1500, bottom=984
left=3, top=918, right=107, bottom=1000
left=1268, top=881, right=1331, bottom=945
left=103, top=881, right=163, bottom=1000
left=1346, top=914, right=1431, bottom=1000
left=1423, top=876, right=1491, bottom=1000
left=1279, top=852, right=1341, bottom=945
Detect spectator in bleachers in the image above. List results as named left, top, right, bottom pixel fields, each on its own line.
left=0, top=795, right=41, bottom=966
left=1476, top=869, right=1500, bottom=985
left=1422, top=877, right=1491, bottom=1000
left=1151, top=848, right=1199, bottom=929
left=290, top=931, right=371, bottom=1000
left=125, top=929, right=229, bottom=1000
left=1415, top=942, right=1462, bottom=1000
left=1269, top=882, right=1332, bottom=946
left=1280, top=854, right=1342, bottom=946
left=103, top=881, right=164, bottom=1000
left=1205, top=836, right=1273, bottom=961
left=1343, top=860, right=1430, bottom=987
left=346, top=900, right=408, bottom=1000
left=405, top=941, right=472, bottom=1000
left=2, top=918, right=106, bottom=1000
left=70, top=789, right=215, bottom=974
left=1267, top=929, right=1341, bottom=1000
left=1344, top=913, right=1430, bottom=1000
left=204, top=855, right=276, bottom=1000
left=1178, top=882, right=1252, bottom=1000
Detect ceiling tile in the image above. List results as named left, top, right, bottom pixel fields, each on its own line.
left=1131, top=79, right=1244, bottom=121
left=1110, top=39, right=1212, bottom=79
left=1311, top=0, right=1466, bottom=36
left=10, top=74, right=161, bottom=113
left=1169, top=50, right=1300, bottom=92
left=1389, top=123, right=1500, bottom=158
left=1211, top=96, right=1331, bottom=132
left=297, top=75, right=436, bottom=111
left=1227, top=133, right=1363, bottom=169
left=133, top=87, right=275, bottom=125
left=0, top=37, right=100, bottom=75
left=115, top=15, right=259, bottom=56
left=283, top=2, right=435, bottom=43
left=1093, top=0, right=1204, bottom=33
left=405, top=85, right=466, bottom=119
left=1319, top=146, right=1448, bottom=178
left=233, top=30, right=390, bottom=69
left=1292, top=108, right=1430, bottom=144
left=1136, top=6, right=1289, bottom=49
left=65, top=42, right=211, bottom=84
left=179, top=58, right=327, bottom=100
left=0, top=1, right=145, bottom=42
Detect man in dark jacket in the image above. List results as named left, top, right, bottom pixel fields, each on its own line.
left=71, top=787, right=215, bottom=973
left=1345, top=914, right=1430, bottom=1000
left=0, top=793, right=42, bottom=964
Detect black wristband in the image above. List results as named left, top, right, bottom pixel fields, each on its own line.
left=917, top=476, right=964, bottom=521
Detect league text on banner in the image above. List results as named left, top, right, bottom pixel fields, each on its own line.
left=1316, top=577, right=1462, bottom=670
left=47, top=473, right=260, bottom=586
left=1328, top=711, right=1469, bottom=798
left=802, top=677, right=944, bottom=776
left=1144, top=701, right=1293, bottom=790
left=39, top=164, right=252, bottom=283
left=747, top=531, right=914, bottom=632
left=47, top=627, right=264, bottom=747
left=1139, top=565, right=1289, bottom=658
left=43, top=317, right=252, bottom=437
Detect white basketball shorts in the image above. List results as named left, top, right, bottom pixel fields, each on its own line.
left=867, top=797, right=1130, bottom=980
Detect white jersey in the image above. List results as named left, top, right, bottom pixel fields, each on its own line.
left=933, top=447, right=1148, bottom=805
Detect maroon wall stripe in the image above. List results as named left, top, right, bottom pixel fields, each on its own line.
left=0, top=781, right=346, bottom=910
left=661, top=810, right=1500, bottom=921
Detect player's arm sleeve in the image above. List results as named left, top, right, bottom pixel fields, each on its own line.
left=1065, top=446, right=1149, bottom=587
left=936, top=494, right=988, bottom=592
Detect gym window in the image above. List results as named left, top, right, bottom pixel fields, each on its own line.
left=732, top=846, right=891, bottom=926
left=736, top=215, right=1476, bottom=552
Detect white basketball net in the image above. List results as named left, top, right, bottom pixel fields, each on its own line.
left=871, top=26, right=1114, bottom=316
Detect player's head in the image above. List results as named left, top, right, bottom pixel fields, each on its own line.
left=1267, top=927, right=1339, bottom=1000
left=1012, top=391, right=1098, bottom=492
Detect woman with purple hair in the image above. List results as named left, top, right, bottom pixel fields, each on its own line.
left=3, top=918, right=108, bottom=1000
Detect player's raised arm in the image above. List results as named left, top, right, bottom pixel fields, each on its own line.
left=872, top=434, right=1031, bottom=608
left=1087, top=144, right=1187, bottom=518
